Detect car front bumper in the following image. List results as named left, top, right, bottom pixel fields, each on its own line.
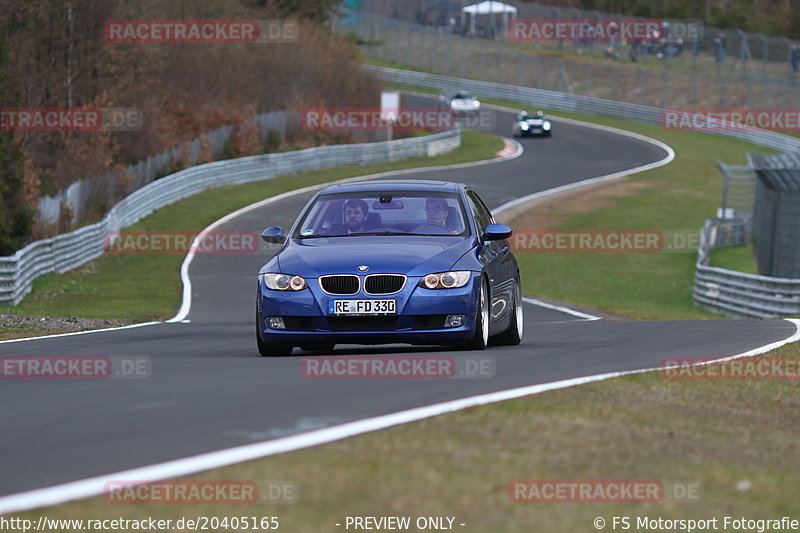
left=257, top=274, right=481, bottom=345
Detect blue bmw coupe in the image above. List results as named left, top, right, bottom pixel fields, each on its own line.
left=256, top=180, right=523, bottom=356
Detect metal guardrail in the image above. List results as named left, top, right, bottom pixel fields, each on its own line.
left=364, top=65, right=800, bottom=318
left=694, top=219, right=800, bottom=318
left=0, top=129, right=461, bottom=305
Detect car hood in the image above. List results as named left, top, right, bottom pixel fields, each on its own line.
left=275, top=236, right=476, bottom=277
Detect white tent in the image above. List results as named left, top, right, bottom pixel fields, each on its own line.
left=461, top=1, right=517, bottom=37
left=462, top=0, right=517, bottom=15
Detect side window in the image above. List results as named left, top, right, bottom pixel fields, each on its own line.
left=474, top=194, right=495, bottom=225
left=466, top=191, right=492, bottom=235
left=467, top=191, right=494, bottom=234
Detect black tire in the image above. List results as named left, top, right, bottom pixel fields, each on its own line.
left=256, top=307, right=293, bottom=357
left=464, top=277, right=489, bottom=350
left=492, top=279, right=523, bottom=346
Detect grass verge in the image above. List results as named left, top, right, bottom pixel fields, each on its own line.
left=710, top=244, right=758, bottom=274
left=0, top=130, right=503, bottom=338
left=11, top=337, right=800, bottom=531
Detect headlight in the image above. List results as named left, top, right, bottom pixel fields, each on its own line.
left=520, top=123, right=529, bottom=130
left=543, top=121, right=551, bottom=130
left=262, top=273, right=307, bottom=291
left=419, top=271, right=471, bottom=289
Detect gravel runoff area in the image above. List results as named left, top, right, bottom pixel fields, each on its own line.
left=0, top=314, right=134, bottom=337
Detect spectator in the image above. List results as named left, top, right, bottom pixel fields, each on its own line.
left=629, top=40, right=639, bottom=62
left=792, top=44, right=800, bottom=73
left=714, top=32, right=727, bottom=64
left=604, top=45, right=621, bottom=59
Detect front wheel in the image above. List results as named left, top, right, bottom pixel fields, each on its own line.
left=492, top=280, right=523, bottom=345
left=464, top=278, right=489, bottom=350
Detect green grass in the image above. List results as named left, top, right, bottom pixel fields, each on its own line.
left=12, top=339, right=800, bottom=531
left=502, top=122, right=775, bottom=320
left=710, top=244, right=758, bottom=274
left=0, top=130, right=502, bottom=334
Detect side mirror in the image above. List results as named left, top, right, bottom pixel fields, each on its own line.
left=261, top=226, right=286, bottom=244
left=482, top=223, right=512, bottom=241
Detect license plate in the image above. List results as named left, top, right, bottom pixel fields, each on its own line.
left=328, top=299, right=396, bottom=315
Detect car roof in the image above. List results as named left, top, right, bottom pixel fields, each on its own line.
left=319, top=180, right=464, bottom=194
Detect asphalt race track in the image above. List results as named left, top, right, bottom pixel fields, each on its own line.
left=0, top=95, right=795, bottom=501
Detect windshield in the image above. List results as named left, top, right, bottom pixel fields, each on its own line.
left=293, top=192, right=469, bottom=238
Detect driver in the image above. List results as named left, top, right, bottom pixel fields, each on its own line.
left=425, top=197, right=450, bottom=227
left=343, top=198, right=368, bottom=234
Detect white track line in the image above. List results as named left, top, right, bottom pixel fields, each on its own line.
left=522, top=297, right=601, bottom=321
left=1, top=319, right=797, bottom=515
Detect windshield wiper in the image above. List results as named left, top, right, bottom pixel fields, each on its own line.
left=349, top=231, right=419, bottom=236
left=296, top=233, right=346, bottom=239
left=350, top=231, right=458, bottom=237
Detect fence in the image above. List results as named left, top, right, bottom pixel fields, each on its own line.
left=718, top=162, right=757, bottom=219
left=343, top=6, right=800, bottom=112
left=37, top=111, right=294, bottom=227
left=358, top=0, right=800, bottom=80
left=0, top=129, right=461, bottom=305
